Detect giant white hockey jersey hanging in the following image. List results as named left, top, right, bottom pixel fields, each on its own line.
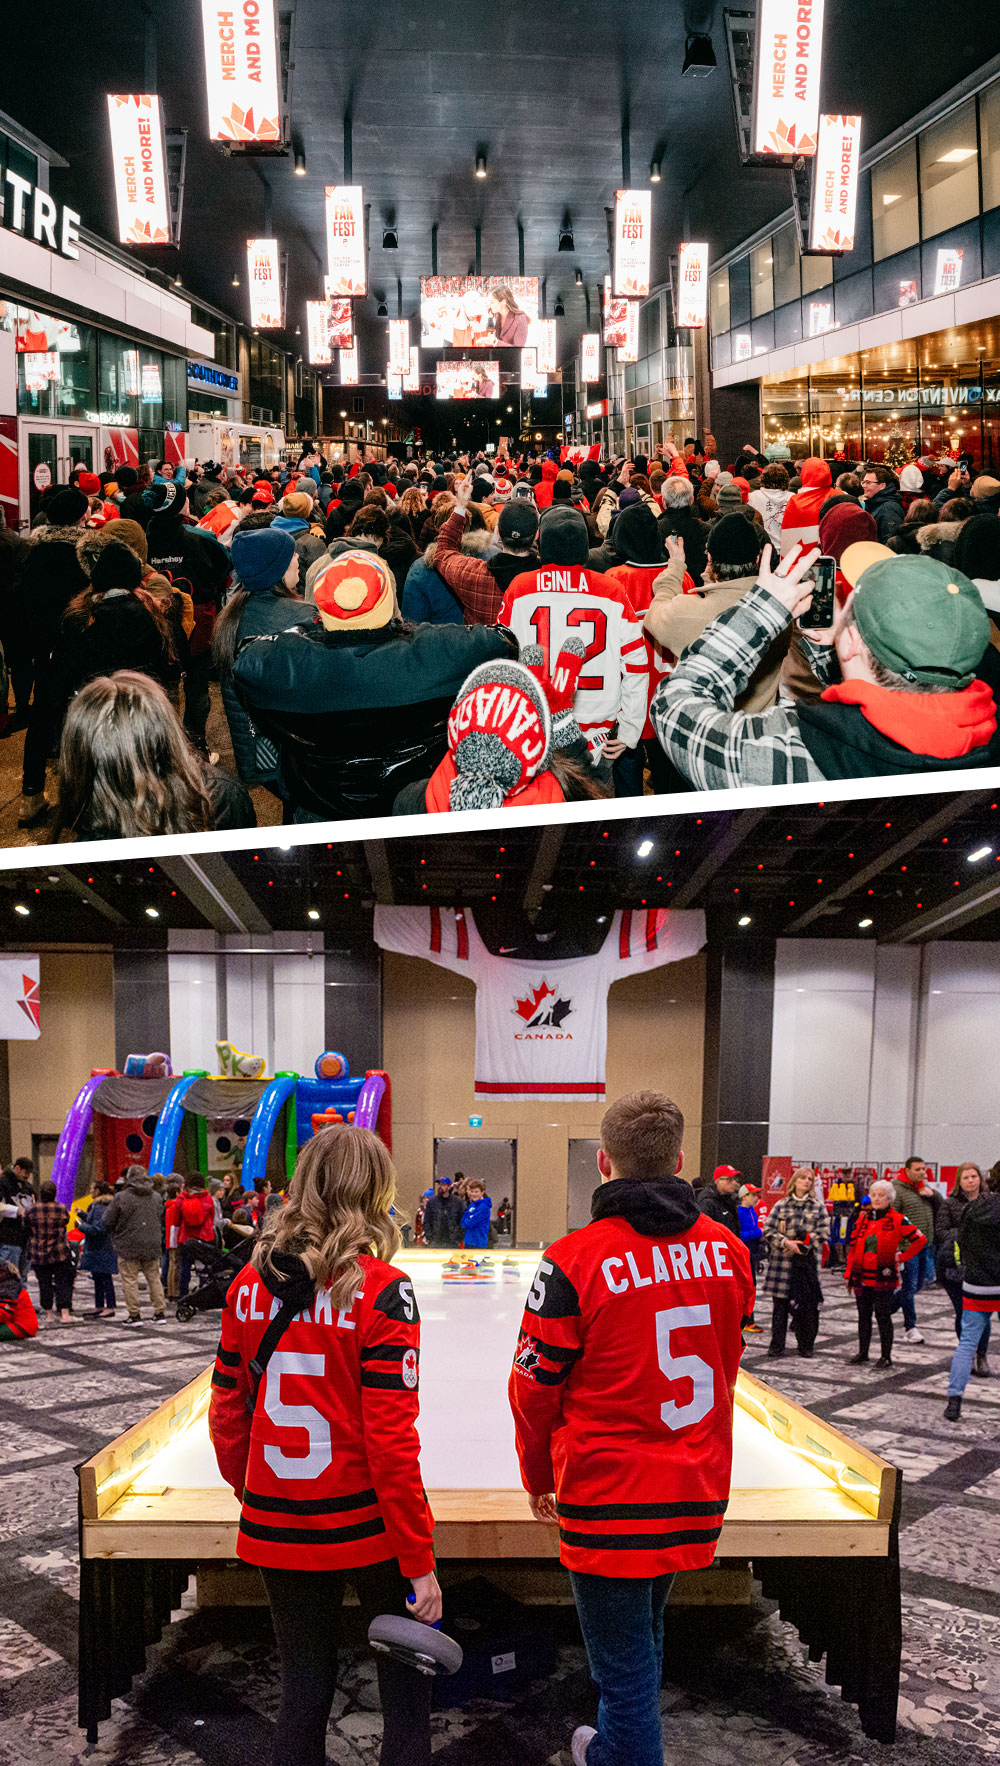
left=373, top=907, right=705, bottom=1102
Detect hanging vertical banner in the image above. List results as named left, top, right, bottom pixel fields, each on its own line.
left=404, top=346, right=420, bottom=392
left=677, top=243, right=709, bottom=328
left=386, top=367, right=403, bottom=400
left=520, top=347, right=547, bottom=392
left=0, top=954, right=40, bottom=1039
left=107, top=95, right=171, bottom=245
left=535, top=318, right=557, bottom=374
left=325, top=186, right=367, bottom=296
left=619, top=299, right=640, bottom=362
left=752, top=0, right=826, bottom=158
left=809, top=114, right=862, bottom=252
left=934, top=247, right=964, bottom=295
left=340, top=343, right=359, bottom=384
left=580, top=332, right=601, bottom=383
left=306, top=301, right=333, bottom=365
left=247, top=237, right=282, bottom=327
left=200, top=0, right=282, bottom=145
left=613, top=189, right=652, bottom=298
left=388, top=319, right=409, bottom=373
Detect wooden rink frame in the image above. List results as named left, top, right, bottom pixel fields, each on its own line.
left=78, top=1357, right=903, bottom=1745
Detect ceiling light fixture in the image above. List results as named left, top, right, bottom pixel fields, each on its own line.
left=575, top=268, right=583, bottom=286
left=558, top=224, right=574, bottom=253
left=308, top=908, right=320, bottom=922
left=146, top=907, right=160, bottom=919
left=682, top=33, right=717, bottom=77
left=377, top=301, right=388, bottom=317
left=475, top=151, right=487, bottom=179
left=231, top=272, right=240, bottom=287
left=554, top=297, right=565, bottom=316
left=650, top=158, right=662, bottom=183
left=637, top=839, right=654, bottom=858
left=382, top=227, right=398, bottom=250
left=293, top=149, right=307, bottom=176
left=968, top=845, right=993, bottom=862
left=13, top=904, right=28, bottom=917
left=738, top=915, right=752, bottom=927
left=858, top=917, right=873, bottom=929
left=936, top=147, right=976, bottom=163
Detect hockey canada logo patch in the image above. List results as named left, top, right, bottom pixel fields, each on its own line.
left=402, top=1348, right=418, bottom=1390
left=514, top=1332, right=541, bottom=1374
left=513, top=981, right=573, bottom=1040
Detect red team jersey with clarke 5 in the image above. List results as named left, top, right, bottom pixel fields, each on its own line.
left=209, top=1255, right=435, bottom=1578
left=372, top=905, right=706, bottom=1102
left=509, top=1180, right=755, bottom=1577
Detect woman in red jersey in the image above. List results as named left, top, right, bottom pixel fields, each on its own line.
left=209, top=1126, right=440, bottom=1766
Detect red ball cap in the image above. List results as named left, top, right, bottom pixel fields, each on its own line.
left=713, top=1164, right=741, bottom=1181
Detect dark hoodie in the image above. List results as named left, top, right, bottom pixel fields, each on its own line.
left=590, top=1174, right=702, bottom=1239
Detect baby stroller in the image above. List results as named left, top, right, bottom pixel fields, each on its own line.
left=175, top=1227, right=255, bottom=1322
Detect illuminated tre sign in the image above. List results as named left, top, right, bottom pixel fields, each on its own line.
left=2, top=170, right=80, bottom=259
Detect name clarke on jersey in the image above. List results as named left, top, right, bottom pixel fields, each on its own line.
left=601, top=1237, right=737, bottom=1295
left=234, top=1279, right=364, bottom=1331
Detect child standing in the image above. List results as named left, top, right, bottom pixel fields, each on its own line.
left=77, top=1180, right=118, bottom=1317
left=461, top=1182, right=492, bottom=1250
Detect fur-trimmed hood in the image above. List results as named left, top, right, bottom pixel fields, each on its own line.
left=916, top=520, right=966, bottom=550
left=423, top=529, right=495, bottom=569
left=29, top=523, right=83, bottom=548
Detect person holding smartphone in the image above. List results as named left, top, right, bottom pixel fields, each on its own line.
left=209, top=1125, right=440, bottom=1766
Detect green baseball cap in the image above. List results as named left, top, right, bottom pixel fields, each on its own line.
left=852, top=555, right=989, bottom=688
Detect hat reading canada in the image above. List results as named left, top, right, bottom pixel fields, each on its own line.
left=313, top=551, right=396, bottom=631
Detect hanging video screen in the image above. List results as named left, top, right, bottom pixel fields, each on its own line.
left=435, top=361, right=501, bottom=400
left=421, top=277, right=539, bottom=348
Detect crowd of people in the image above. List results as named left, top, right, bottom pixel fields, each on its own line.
left=3, top=433, right=999, bottom=836
left=413, top=1172, right=511, bottom=1248
left=0, top=1156, right=285, bottom=1332
left=694, top=1151, right=1000, bottom=1416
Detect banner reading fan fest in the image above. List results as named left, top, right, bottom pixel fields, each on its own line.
left=247, top=237, right=281, bottom=328
left=752, top=0, right=826, bottom=159
left=200, top=0, right=282, bottom=145
left=325, top=187, right=367, bottom=296
left=107, top=95, right=171, bottom=245
left=613, top=189, right=652, bottom=299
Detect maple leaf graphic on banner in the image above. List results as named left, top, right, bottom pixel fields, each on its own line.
left=17, top=974, right=39, bottom=1031
left=220, top=103, right=281, bottom=143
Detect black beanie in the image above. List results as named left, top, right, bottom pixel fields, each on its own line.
left=150, top=480, right=188, bottom=515
left=707, top=513, right=765, bottom=569
left=91, top=539, right=144, bottom=594
left=339, top=478, right=364, bottom=504
left=116, top=465, right=138, bottom=488
left=45, top=486, right=88, bottom=526
left=613, top=502, right=662, bottom=564
left=538, top=506, right=590, bottom=567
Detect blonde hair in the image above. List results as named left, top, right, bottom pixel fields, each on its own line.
left=786, top=1166, right=815, bottom=1195
left=255, top=1125, right=401, bottom=1309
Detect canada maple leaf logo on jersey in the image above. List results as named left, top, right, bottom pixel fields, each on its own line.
left=513, top=981, right=573, bottom=1029
left=515, top=1332, right=541, bottom=1374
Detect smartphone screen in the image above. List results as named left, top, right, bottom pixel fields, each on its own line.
left=800, top=555, right=836, bottom=629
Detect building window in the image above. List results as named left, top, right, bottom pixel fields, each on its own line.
left=709, top=270, right=730, bottom=337
left=801, top=251, right=834, bottom=295
left=352, top=394, right=365, bottom=414
left=772, top=224, right=800, bottom=308
left=750, top=242, right=774, bottom=317
left=872, top=139, right=920, bottom=261
left=983, top=79, right=1000, bottom=213
left=920, top=100, right=980, bottom=238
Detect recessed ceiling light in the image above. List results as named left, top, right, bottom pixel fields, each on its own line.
left=936, top=147, right=976, bottom=164
left=738, top=915, right=752, bottom=927
left=637, top=839, right=654, bottom=858
left=882, top=193, right=901, bottom=207
left=308, top=908, right=320, bottom=922
left=13, top=904, right=29, bottom=917
left=146, top=907, right=160, bottom=919
left=967, top=845, right=993, bottom=862
left=858, top=917, right=873, bottom=928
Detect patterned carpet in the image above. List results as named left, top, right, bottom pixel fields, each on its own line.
left=0, top=1269, right=997, bottom=1765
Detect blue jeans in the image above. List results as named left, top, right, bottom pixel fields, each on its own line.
left=949, top=1310, right=994, bottom=1396
left=569, top=1570, right=675, bottom=1766
left=894, top=1255, right=923, bottom=1330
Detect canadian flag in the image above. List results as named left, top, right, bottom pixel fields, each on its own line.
left=0, top=955, right=40, bottom=1039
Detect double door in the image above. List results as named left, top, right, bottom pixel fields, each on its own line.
left=19, top=419, right=100, bottom=523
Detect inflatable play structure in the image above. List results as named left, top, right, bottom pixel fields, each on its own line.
left=51, top=1046, right=391, bottom=1208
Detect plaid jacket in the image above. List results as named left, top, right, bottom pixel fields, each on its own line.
left=650, top=584, right=835, bottom=789
left=26, top=1201, right=71, bottom=1265
left=763, top=1195, right=830, bottom=1299
left=433, top=511, right=505, bottom=626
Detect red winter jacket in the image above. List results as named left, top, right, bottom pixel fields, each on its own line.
left=509, top=1177, right=754, bottom=1578
left=779, top=458, right=833, bottom=555
left=178, top=1189, right=216, bottom=1245
left=845, top=1206, right=926, bottom=1292
left=534, top=460, right=560, bottom=509
left=0, top=1280, right=38, bottom=1341
left=209, top=1253, right=434, bottom=1576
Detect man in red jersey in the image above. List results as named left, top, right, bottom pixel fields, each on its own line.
left=509, top=1091, right=754, bottom=1766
